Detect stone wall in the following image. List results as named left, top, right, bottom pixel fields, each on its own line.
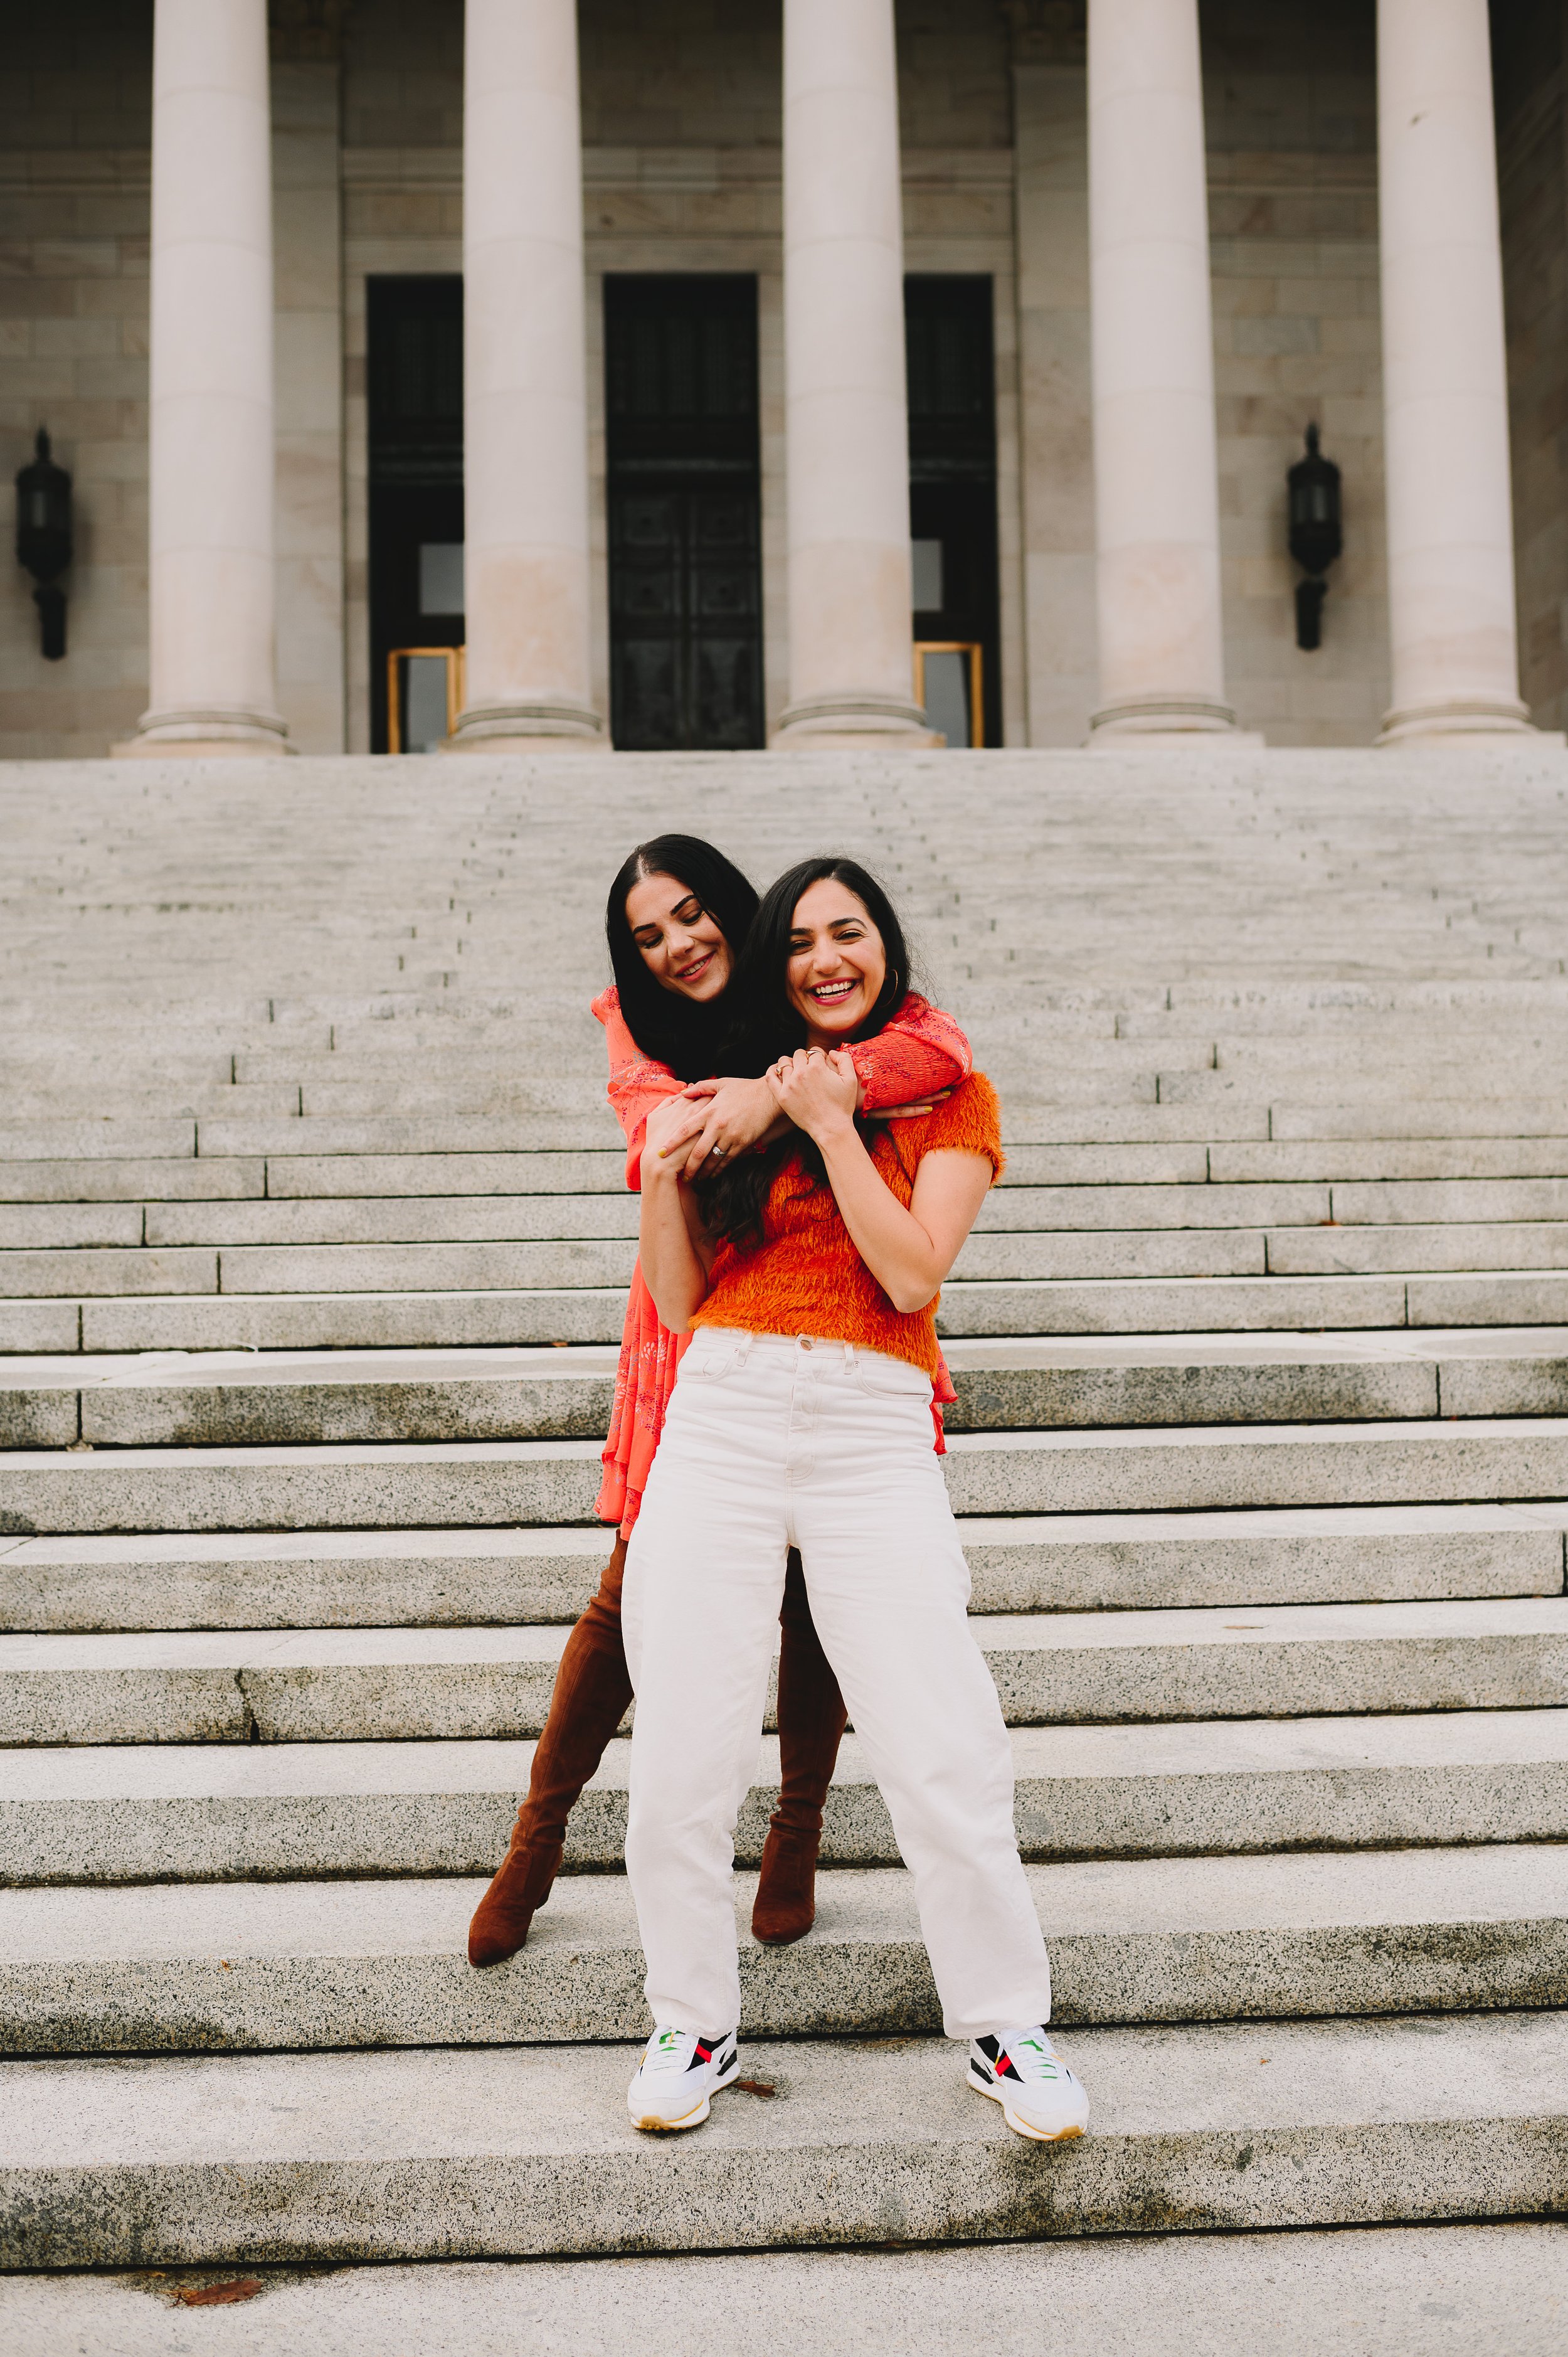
left=0, top=3, right=152, bottom=761
left=0, top=2, right=347, bottom=760
left=1201, top=0, right=1389, bottom=747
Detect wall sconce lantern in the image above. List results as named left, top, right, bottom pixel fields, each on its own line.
left=15, top=427, right=73, bottom=661
left=1286, top=422, right=1341, bottom=651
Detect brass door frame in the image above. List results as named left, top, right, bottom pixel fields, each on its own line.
left=913, top=641, right=983, bottom=748
left=385, top=646, right=466, bottom=753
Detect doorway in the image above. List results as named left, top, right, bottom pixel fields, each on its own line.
left=906, top=276, right=1001, bottom=747
left=366, top=276, right=464, bottom=753
left=604, top=276, right=765, bottom=750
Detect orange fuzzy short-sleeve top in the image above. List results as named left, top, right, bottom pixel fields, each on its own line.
left=689, top=1072, right=1004, bottom=1379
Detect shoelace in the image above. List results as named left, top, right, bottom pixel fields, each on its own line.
left=999, top=2031, right=1066, bottom=2081
left=641, top=2028, right=699, bottom=2077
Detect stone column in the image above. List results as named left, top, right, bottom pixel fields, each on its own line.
left=126, top=0, right=289, bottom=755
left=448, top=0, right=603, bottom=748
left=1376, top=0, right=1534, bottom=742
left=1004, top=3, right=1094, bottom=745
left=774, top=0, right=935, bottom=747
left=271, top=4, right=348, bottom=754
left=1086, top=0, right=1237, bottom=739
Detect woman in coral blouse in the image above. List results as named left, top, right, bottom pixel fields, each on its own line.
left=620, top=856, right=1089, bottom=2148
left=467, top=835, right=972, bottom=1969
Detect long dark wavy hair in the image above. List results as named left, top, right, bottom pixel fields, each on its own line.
left=605, top=835, right=759, bottom=1083
left=700, top=856, right=915, bottom=1248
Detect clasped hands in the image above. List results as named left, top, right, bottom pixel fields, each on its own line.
left=763, top=1045, right=858, bottom=1142
left=648, top=1051, right=942, bottom=1179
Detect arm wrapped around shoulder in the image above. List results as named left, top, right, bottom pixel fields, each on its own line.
left=900, top=1071, right=1005, bottom=1184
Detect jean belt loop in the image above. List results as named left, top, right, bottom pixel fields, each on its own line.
left=735, top=1329, right=755, bottom=1364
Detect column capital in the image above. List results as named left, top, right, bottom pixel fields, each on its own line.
left=999, top=1, right=1085, bottom=66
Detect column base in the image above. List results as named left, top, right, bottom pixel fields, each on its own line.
left=771, top=692, right=942, bottom=750
left=445, top=698, right=605, bottom=750
left=1375, top=696, right=1551, bottom=747
left=1088, top=694, right=1259, bottom=744
left=114, top=706, right=294, bottom=758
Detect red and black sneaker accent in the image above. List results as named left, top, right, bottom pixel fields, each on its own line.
left=627, top=2026, right=740, bottom=2131
left=967, top=2027, right=1089, bottom=2143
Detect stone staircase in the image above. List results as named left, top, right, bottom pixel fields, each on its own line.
left=3, top=747, right=1568, bottom=2326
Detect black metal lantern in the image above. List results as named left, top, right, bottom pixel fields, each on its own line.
left=1286, top=422, right=1342, bottom=652
left=15, top=427, right=72, bottom=661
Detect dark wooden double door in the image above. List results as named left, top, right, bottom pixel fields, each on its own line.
left=605, top=276, right=765, bottom=751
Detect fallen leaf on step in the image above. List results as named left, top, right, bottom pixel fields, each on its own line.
left=173, top=2280, right=263, bottom=2307
left=734, top=2078, right=777, bottom=2098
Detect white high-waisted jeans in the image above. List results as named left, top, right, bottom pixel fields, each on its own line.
left=622, top=1324, right=1052, bottom=2040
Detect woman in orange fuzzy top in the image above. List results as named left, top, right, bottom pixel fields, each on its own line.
left=466, top=836, right=972, bottom=1971
left=618, top=857, right=1089, bottom=2147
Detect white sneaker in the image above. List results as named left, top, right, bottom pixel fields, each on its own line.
left=627, top=2026, right=739, bottom=2132
left=968, top=2028, right=1089, bottom=2142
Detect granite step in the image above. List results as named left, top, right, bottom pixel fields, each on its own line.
left=0, top=1150, right=627, bottom=1203
left=5, top=2223, right=1564, bottom=2357
left=1268, top=1225, right=1568, bottom=1276
left=23, top=1269, right=1568, bottom=1356
left=5, top=1599, right=1568, bottom=1745
left=2, top=2011, right=1564, bottom=2264
left=262, top=1143, right=1218, bottom=1193
left=0, top=1158, right=269, bottom=1205
left=2, top=1274, right=1419, bottom=1355
left=8, top=1329, right=1568, bottom=1450
left=114, top=1183, right=1331, bottom=1244
left=7, top=1168, right=1568, bottom=1245
left=189, top=1108, right=1273, bottom=1156
left=0, top=1229, right=1323, bottom=1295
left=3, top=1503, right=1561, bottom=1632
left=142, top=1198, right=644, bottom=1247
left=5, top=1712, right=1568, bottom=1881
left=6, top=1418, right=1568, bottom=1533
left=6, top=1175, right=1564, bottom=1250
left=1, top=1846, right=1561, bottom=2055
left=1210, top=1137, right=1568, bottom=1181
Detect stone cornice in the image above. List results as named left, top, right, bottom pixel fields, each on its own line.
left=341, top=145, right=1014, bottom=191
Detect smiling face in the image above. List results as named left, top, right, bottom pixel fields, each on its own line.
left=624, top=871, right=733, bottom=1002
left=786, top=876, right=888, bottom=1045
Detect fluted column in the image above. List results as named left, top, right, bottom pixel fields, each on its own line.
left=1376, top=0, right=1534, bottom=743
left=127, top=0, right=289, bottom=756
left=448, top=0, right=603, bottom=748
left=1086, top=0, right=1236, bottom=739
left=773, top=0, right=935, bottom=747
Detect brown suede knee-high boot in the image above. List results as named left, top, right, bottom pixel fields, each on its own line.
left=467, top=1535, right=634, bottom=1967
left=751, top=1547, right=848, bottom=1946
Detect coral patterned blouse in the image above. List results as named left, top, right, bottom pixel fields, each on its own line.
left=591, top=985, right=972, bottom=1533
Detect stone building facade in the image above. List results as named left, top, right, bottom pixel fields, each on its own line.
left=1, top=0, right=1564, bottom=760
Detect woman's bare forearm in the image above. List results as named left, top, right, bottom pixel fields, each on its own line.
left=813, top=1122, right=974, bottom=1312
left=638, top=1166, right=710, bottom=1331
